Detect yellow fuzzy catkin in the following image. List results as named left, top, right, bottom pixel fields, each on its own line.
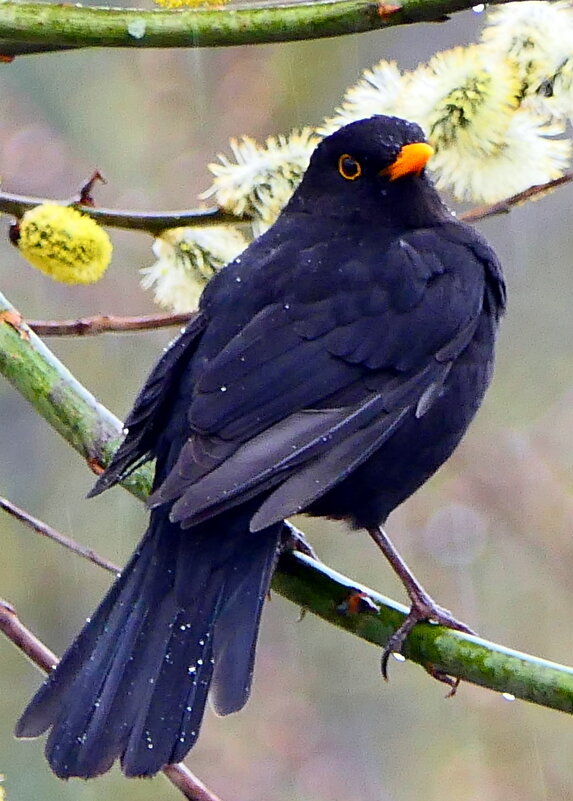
left=17, top=204, right=112, bottom=285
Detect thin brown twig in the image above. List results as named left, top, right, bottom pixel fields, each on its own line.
left=0, top=189, right=245, bottom=234
left=0, top=598, right=58, bottom=671
left=164, top=765, right=223, bottom=801
left=27, top=311, right=194, bottom=336
left=460, top=170, right=573, bottom=223
left=0, top=496, right=119, bottom=573
left=0, top=603, right=222, bottom=801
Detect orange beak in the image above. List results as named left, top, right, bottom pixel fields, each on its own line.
left=381, top=142, right=434, bottom=181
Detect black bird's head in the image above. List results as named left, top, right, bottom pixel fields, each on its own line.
left=288, top=115, right=449, bottom=229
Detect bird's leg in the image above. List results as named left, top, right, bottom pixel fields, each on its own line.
left=367, top=525, right=475, bottom=682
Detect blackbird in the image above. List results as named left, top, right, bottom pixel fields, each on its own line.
left=16, top=115, right=506, bottom=779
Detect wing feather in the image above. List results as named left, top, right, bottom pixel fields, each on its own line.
left=88, top=312, right=208, bottom=497
left=150, top=227, right=489, bottom=527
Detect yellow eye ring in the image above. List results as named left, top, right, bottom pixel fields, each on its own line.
left=338, top=154, right=362, bottom=181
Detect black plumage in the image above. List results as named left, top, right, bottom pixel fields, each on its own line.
left=16, top=115, right=505, bottom=778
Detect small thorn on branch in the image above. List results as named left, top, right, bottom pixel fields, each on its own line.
left=74, top=170, right=107, bottom=207
left=376, top=3, right=401, bottom=19
left=87, top=456, right=106, bottom=475
left=0, top=309, right=29, bottom=340
left=337, top=589, right=380, bottom=616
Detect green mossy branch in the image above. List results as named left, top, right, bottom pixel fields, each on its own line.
left=0, top=291, right=153, bottom=500
left=0, top=0, right=531, bottom=56
left=275, top=554, right=573, bottom=714
left=2, top=287, right=573, bottom=714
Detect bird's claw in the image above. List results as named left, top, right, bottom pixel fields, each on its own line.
left=425, top=666, right=460, bottom=697
left=280, top=524, right=320, bottom=560
left=381, top=591, right=475, bottom=682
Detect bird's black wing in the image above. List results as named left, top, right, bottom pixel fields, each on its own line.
left=89, top=311, right=208, bottom=496
left=150, top=226, right=492, bottom=528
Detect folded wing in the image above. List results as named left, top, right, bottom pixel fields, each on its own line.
left=149, top=228, right=488, bottom=528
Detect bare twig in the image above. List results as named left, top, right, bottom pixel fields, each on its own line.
left=0, top=598, right=58, bottom=671
left=0, top=496, right=119, bottom=573
left=0, top=190, right=244, bottom=234
left=460, top=170, right=573, bottom=224
left=164, top=765, right=223, bottom=801
left=27, top=312, right=194, bottom=337
left=0, top=598, right=223, bottom=801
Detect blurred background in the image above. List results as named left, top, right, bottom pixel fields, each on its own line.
left=2, top=6, right=573, bottom=801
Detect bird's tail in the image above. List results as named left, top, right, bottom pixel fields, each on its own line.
left=15, top=511, right=282, bottom=778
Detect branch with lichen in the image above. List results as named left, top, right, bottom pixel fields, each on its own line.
left=0, top=296, right=153, bottom=501
left=3, top=286, right=573, bottom=715
left=0, top=0, right=539, bottom=57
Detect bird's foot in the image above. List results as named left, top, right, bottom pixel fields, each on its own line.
left=381, top=587, right=475, bottom=686
left=366, top=526, right=474, bottom=689
left=280, top=523, right=320, bottom=560
left=425, top=666, right=460, bottom=697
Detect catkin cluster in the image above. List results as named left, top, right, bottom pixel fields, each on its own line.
left=145, top=2, right=573, bottom=311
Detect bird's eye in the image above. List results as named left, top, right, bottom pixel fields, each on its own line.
left=338, top=154, right=362, bottom=181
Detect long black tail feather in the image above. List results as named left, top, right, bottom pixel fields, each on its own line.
left=15, top=512, right=282, bottom=778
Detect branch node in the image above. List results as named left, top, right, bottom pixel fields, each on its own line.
left=376, top=3, right=401, bottom=19
left=0, top=309, right=29, bottom=340
left=75, top=170, right=107, bottom=207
